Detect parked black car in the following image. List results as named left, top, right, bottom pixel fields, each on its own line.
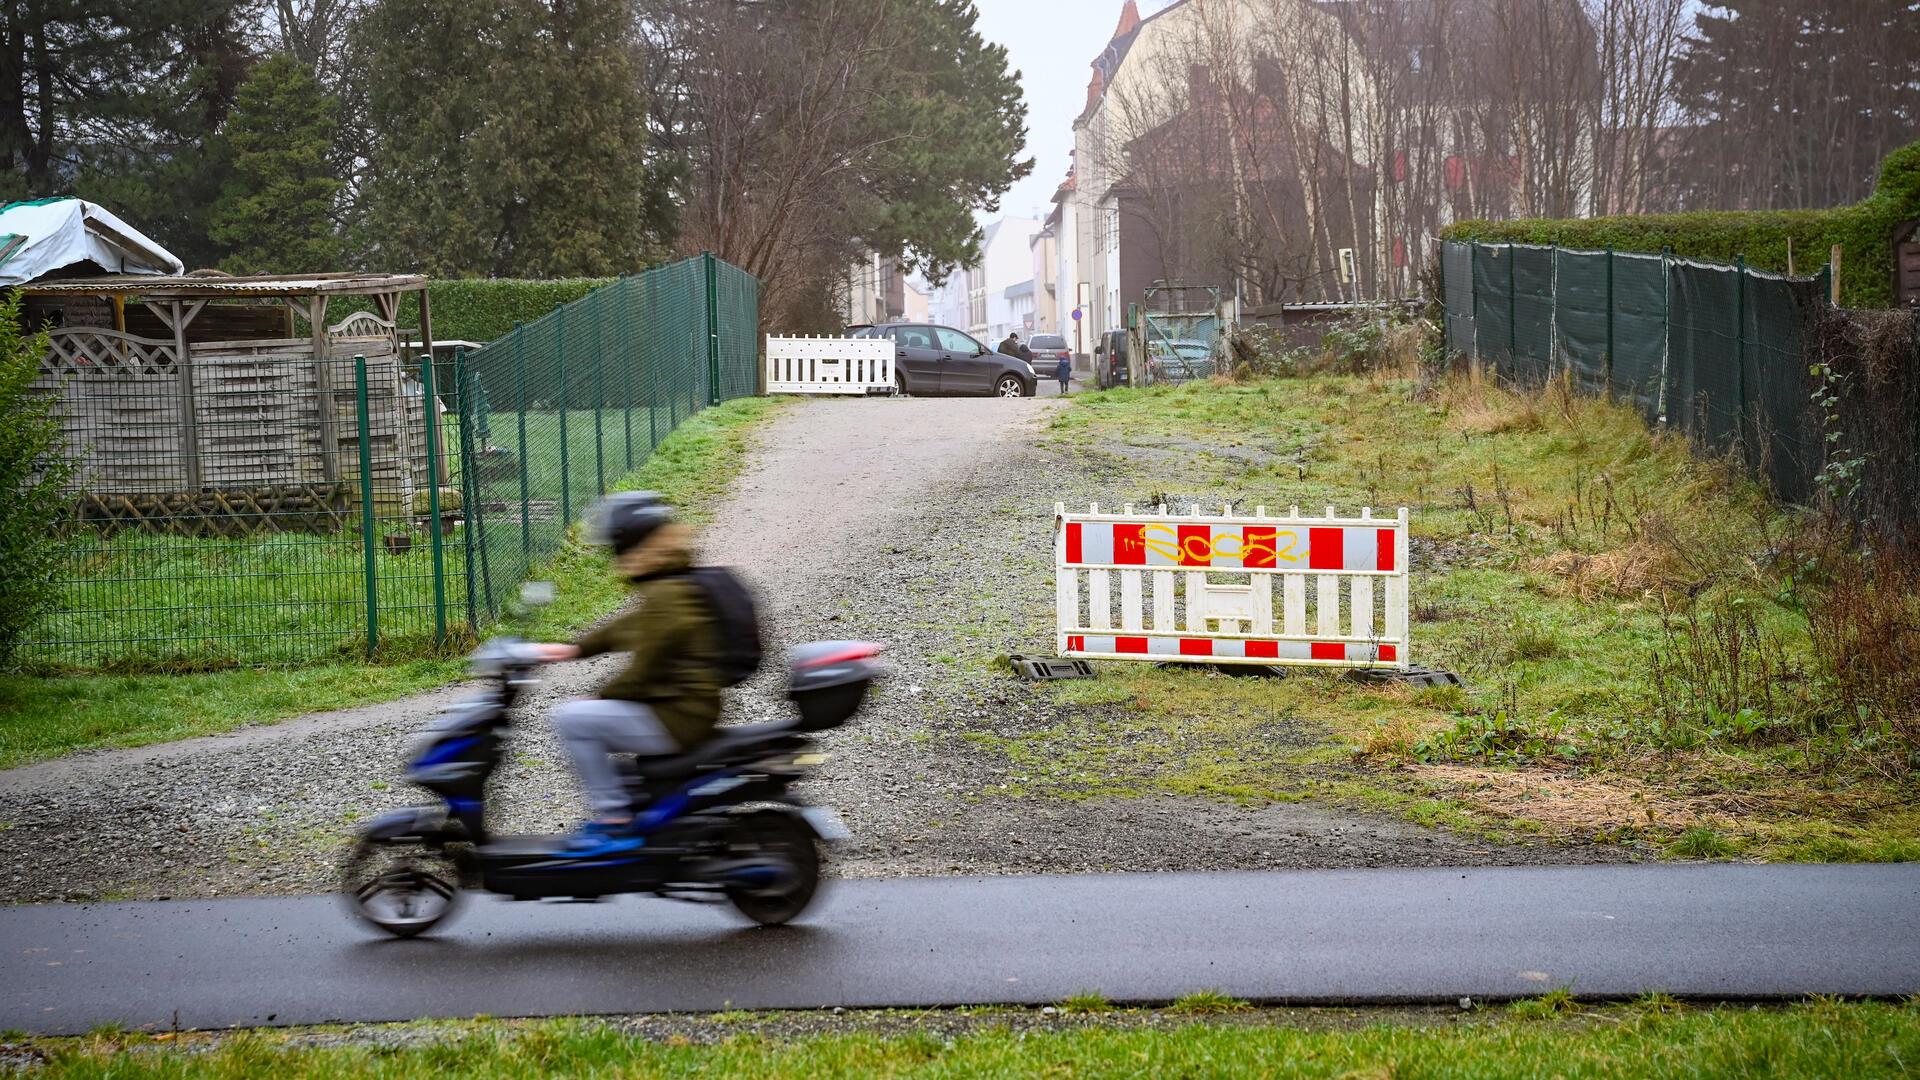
left=851, top=323, right=1037, bottom=397
left=1092, top=329, right=1131, bottom=389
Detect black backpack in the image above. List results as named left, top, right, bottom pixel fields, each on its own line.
left=680, top=566, right=762, bottom=687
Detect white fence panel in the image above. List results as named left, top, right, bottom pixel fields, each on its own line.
left=1054, top=503, right=1412, bottom=670
left=765, top=335, right=893, bottom=395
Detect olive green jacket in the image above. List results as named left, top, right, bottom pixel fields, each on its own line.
left=573, top=554, right=722, bottom=748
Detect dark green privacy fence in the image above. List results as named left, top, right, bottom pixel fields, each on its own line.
left=1441, top=241, right=1830, bottom=502
left=22, top=254, right=759, bottom=673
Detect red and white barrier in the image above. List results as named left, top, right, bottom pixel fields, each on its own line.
left=1054, top=503, right=1411, bottom=669
left=765, top=335, right=893, bottom=395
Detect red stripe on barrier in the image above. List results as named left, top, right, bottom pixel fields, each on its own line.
left=1115, top=636, right=1149, bottom=654
left=1178, top=638, right=1213, bottom=656
left=1308, top=527, right=1343, bottom=570
left=1177, top=524, right=1211, bottom=566
left=1065, top=523, right=1082, bottom=564
left=1114, top=523, right=1146, bottom=565
left=1067, top=636, right=1085, bottom=652
left=1243, top=527, right=1277, bottom=568
left=1377, top=527, right=1395, bottom=571
left=1246, top=640, right=1279, bottom=659
left=1310, top=641, right=1345, bottom=660
left=1378, top=644, right=1397, bottom=661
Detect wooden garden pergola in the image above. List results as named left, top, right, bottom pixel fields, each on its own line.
left=24, top=272, right=443, bottom=535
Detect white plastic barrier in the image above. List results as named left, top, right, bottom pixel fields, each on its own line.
left=1054, top=503, right=1411, bottom=669
left=765, top=335, right=893, bottom=395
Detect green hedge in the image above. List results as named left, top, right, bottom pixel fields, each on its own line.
left=1441, top=141, right=1920, bottom=309
left=344, top=278, right=616, bottom=347
left=423, top=278, right=614, bottom=342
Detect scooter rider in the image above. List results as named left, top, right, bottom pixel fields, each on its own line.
left=535, top=493, right=722, bottom=849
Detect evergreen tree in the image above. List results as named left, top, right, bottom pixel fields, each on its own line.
left=352, top=0, right=670, bottom=277
left=0, top=291, right=71, bottom=669
left=1672, top=0, right=1920, bottom=210
left=645, top=0, right=1029, bottom=325
left=2, top=1, right=254, bottom=267
left=210, top=55, right=343, bottom=274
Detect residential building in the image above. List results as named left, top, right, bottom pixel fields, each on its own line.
left=1064, top=0, right=1599, bottom=341
left=1051, top=161, right=1087, bottom=359
left=842, top=251, right=907, bottom=326
left=947, top=215, right=1041, bottom=342
left=1005, top=280, right=1036, bottom=336
left=1029, top=223, right=1059, bottom=335
left=925, top=273, right=969, bottom=330
left=902, top=278, right=930, bottom=322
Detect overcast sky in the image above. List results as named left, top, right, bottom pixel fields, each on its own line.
left=970, top=0, right=1178, bottom=228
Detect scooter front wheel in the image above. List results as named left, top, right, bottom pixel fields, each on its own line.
left=341, top=836, right=465, bottom=938
left=722, top=809, right=821, bottom=926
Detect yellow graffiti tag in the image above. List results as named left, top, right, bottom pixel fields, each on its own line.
left=1137, top=524, right=1303, bottom=564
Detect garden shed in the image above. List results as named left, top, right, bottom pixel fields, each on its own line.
left=22, top=272, right=442, bottom=536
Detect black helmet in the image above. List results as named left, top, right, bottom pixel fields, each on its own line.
left=586, top=491, right=675, bottom=555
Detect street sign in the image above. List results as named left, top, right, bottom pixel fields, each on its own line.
left=1071, top=307, right=1082, bottom=321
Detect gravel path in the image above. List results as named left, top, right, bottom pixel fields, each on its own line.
left=0, top=394, right=1617, bottom=904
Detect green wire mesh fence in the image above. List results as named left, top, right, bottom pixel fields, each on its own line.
left=20, top=253, right=759, bottom=673
left=1441, top=241, right=1828, bottom=503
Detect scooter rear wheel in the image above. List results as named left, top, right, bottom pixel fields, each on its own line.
left=723, top=810, right=821, bottom=926
left=342, top=837, right=465, bottom=938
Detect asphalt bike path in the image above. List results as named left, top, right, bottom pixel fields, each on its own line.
left=4, top=863, right=1915, bottom=1034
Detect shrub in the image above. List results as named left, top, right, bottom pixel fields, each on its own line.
left=1225, top=305, right=1432, bottom=380
left=1224, top=322, right=1310, bottom=378
left=1803, top=307, right=1920, bottom=540
left=1642, top=595, right=1801, bottom=749
left=1799, top=536, right=1920, bottom=762
left=0, top=291, right=73, bottom=668
left=1442, top=140, right=1920, bottom=309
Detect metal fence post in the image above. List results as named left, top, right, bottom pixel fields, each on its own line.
left=1507, top=241, right=1518, bottom=366
left=1658, top=245, right=1673, bottom=426
left=1735, top=254, right=1748, bottom=449
left=460, top=350, right=495, bottom=624
left=1604, top=245, right=1615, bottom=395
left=557, top=303, right=572, bottom=526
left=1470, top=243, right=1482, bottom=369
left=454, top=348, right=478, bottom=632
left=592, top=291, right=606, bottom=496
left=353, top=355, right=379, bottom=658
left=513, top=323, right=532, bottom=561
left=420, top=353, right=446, bottom=647
left=622, top=276, right=635, bottom=470
left=704, top=251, right=722, bottom=406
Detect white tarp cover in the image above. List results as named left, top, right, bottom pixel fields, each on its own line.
left=0, top=197, right=184, bottom=285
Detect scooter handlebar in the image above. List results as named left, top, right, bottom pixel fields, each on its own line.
left=468, top=637, right=547, bottom=678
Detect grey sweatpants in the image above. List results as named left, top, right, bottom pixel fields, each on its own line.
left=552, top=698, right=680, bottom=816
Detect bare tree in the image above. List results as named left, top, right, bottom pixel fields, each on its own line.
left=640, top=0, right=1029, bottom=329
left=1585, top=0, right=1686, bottom=214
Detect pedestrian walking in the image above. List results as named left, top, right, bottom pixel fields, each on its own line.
left=1055, top=353, right=1071, bottom=395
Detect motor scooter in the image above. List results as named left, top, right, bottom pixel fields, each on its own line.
left=342, top=597, right=877, bottom=938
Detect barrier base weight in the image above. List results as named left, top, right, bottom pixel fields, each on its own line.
left=1348, top=665, right=1464, bottom=688
left=1008, top=655, right=1096, bottom=681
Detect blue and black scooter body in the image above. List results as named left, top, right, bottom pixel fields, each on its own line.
left=345, top=638, right=874, bottom=933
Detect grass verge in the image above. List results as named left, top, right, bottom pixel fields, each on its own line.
left=1026, top=373, right=1919, bottom=859
left=0, top=397, right=786, bottom=770
left=16, top=999, right=1919, bottom=1078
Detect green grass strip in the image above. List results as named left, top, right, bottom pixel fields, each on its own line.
left=22, top=1000, right=1920, bottom=1078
